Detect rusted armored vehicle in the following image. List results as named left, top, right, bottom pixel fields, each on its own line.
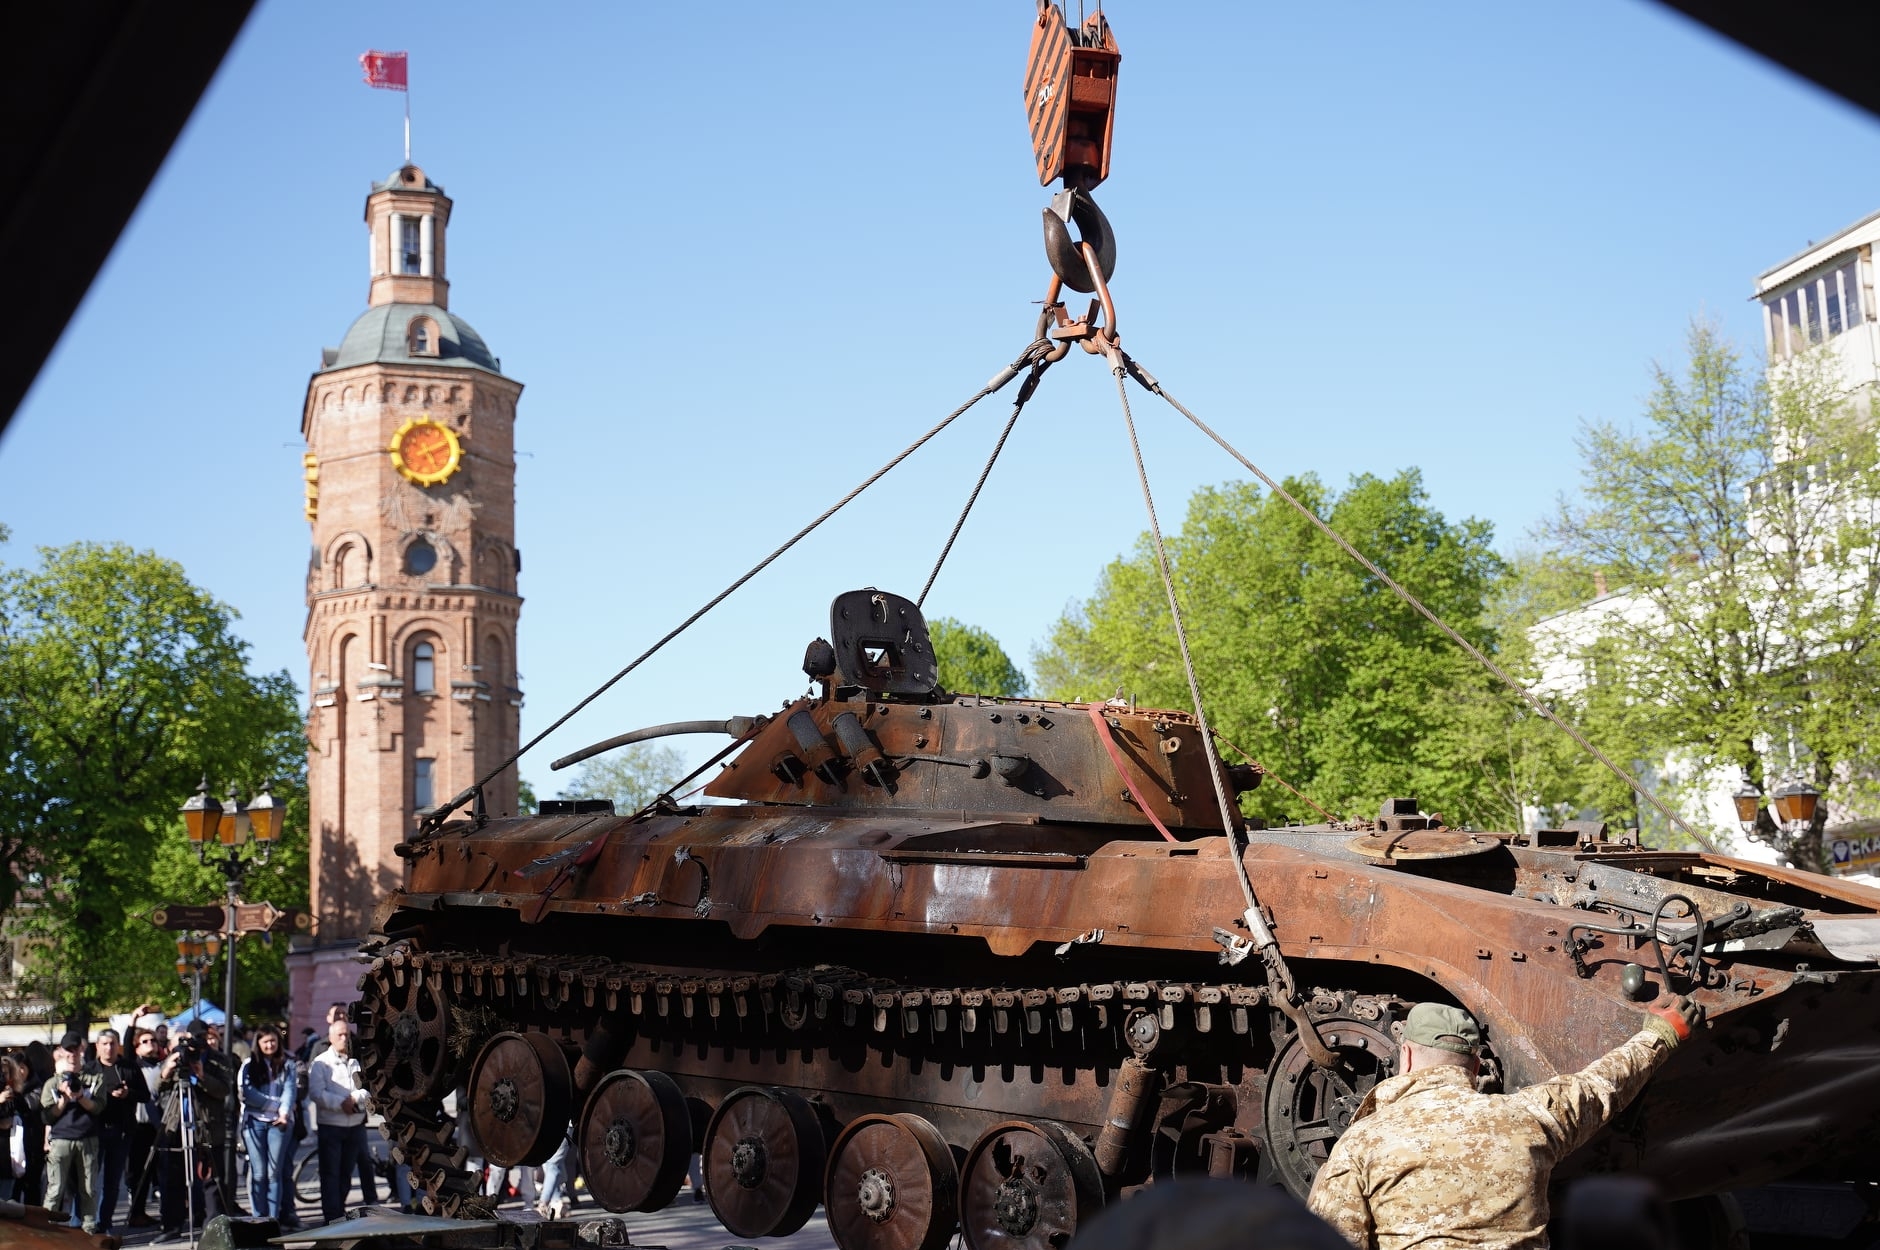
left=358, top=588, right=1880, bottom=1249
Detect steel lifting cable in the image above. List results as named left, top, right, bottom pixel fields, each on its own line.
left=918, top=359, right=1052, bottom=607
left=1102, top=343, right=1335, bottom=1066
left=1118, top=352, right=1718, bottom=854
left=421, top=339, right=1055, bottom=832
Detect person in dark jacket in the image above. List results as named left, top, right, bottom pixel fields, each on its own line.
left=125, top=1027, right=165, bottom=1227
left=155, top=1020, right=229, bottom=1236
left=18, top=1041, right=51, bottom=1206
left=92, top=1027, right=149, bottom=1234
left=0, top=1053, right=27, bottom=1201
left=41, top=1031, right=105, bottom=1234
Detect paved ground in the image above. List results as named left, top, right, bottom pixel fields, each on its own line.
left=91, top=1162, right=839, bottom=1250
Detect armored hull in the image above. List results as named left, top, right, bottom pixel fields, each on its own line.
left=357, top=592, right=1880, bottom=1248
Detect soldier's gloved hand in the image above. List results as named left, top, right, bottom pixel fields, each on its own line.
left=1642, top=994, right=1702, bottom=1046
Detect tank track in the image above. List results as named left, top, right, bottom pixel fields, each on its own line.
left=356, top=939, right=1408, bottom=1218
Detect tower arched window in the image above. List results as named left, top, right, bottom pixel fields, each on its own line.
left=413, top=758, right=435, bottom=810
left=408, top=316, right=440, bottom=357
left=399, top=216, right=422, bottom=274
left=412, top=641, right=436, bottom=694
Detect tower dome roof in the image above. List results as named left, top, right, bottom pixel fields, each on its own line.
left=374, top=164, right=443, bottom=194
left=323, top=303, right=501, bottom=374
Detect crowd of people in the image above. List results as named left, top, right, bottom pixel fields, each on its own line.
left=0, top=1003, right=399, bottom=1239
left=0, top=1001, right=639, bottom=1242
left=0, top=1007, right=281, bottom=1238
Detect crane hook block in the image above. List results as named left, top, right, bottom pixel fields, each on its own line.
left=1025, top=1, right=1120, bottom=191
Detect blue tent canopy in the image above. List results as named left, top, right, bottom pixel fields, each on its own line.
left=166, top=999, right=240, bottom=1030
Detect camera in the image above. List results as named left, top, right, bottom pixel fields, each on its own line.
left=177, top=1035, right=207, bottom=1064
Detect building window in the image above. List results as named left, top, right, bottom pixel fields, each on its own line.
left=407, top=316, right=440, bottom=357
left=1767, top=257, right=1866, bottom=359
left=400, top=216, right=422, bottom=275
left=413, top=641, right=435, bottom=694
left=405, top=539, right=437, bottom=576
left=413, top=758, right=435, bottom=810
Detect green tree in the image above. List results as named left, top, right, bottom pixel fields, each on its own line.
left=929, top=617, right=1028, bottom=696
left=0, top=541, right=304, bottom=1022
left=1534, top=322, right=1880, bottom=868
left=1035, top=471, right=1509, bottom=827
left=558, top=743, right=685, bottom=812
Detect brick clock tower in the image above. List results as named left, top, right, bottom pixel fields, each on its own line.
left=289, top=165, right=523, bottom=1027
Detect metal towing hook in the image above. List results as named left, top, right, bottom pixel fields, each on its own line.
left=1042, top=186, right=1117, bottom=292
left=1035, top=195, right=1123, bottom=363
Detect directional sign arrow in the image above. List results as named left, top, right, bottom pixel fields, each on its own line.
left=232, top=901, right=281, bottom=934
left=149, top=905, right=228, bottom=932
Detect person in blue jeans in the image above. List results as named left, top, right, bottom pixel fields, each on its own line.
left=238, top=1026, right=297, bottom=1221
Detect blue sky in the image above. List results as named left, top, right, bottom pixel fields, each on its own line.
left=4, top=1, right=1877, bottom=797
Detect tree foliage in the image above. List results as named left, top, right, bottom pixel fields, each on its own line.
left=0, top=540, right=304, bottom=1021
left=1034, top=472, right=1513, bottom=827
left=929, top=617, right=1028, bottom=697
left=558, top=743, right=686, bottom=812
left=1533, top=322, right=1880, bottom=867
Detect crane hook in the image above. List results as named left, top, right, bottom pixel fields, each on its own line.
left=1042, top=187, right=1117, bottom=293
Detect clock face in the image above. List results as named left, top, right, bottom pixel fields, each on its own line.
left=389, top=416, right=462, bottom=486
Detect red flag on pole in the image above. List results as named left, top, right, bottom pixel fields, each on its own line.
left=359, top=50, right=408, bottom=91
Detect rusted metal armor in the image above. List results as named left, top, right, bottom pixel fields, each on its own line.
left=355, top=590, right=1880, bottom=1250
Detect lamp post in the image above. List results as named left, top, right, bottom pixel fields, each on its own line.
left=174, top=931, right=221, bottom=1011
left=1772, top=782, right=1822, bottom=838
left=1731, top=778, right=1824, bottom=860
left=178, top=775, right=282, bottom=1196
left=1731, top=781, right=1763, bottom=840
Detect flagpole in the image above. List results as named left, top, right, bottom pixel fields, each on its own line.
left=403, top=82, right=411, bottom=164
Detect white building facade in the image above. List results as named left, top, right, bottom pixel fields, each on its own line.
left=1528, top=210, right=1880, bottom=876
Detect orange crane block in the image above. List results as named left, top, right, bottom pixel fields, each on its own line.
left=1024, top=2, right=1120, bottom=190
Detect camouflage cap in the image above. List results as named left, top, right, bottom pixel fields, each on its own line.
left=1403, top=1002, right=1481, bottom=1055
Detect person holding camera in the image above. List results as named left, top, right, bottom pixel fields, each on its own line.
left=40, top=1031, right=105, bottom=1234
left=126, top=1027, right=166, bottom=1228
left=155, top=1020, right=230, bottom=1237
left=92, top=1027, right=149, bottom=1235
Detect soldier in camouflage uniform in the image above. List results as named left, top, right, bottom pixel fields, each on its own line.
left=1306, top=996, right=1701, bottom=1250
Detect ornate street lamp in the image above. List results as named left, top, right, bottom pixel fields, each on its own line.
left=173, top=932, right=219, bottom=1010
left=176, top=775, right=282, bottom=1192
left=181, top=777, right=276, bottom=866
left=1731, top=781, right=1763, bottom=838
left=1772, top=782, right=1821, bottom=836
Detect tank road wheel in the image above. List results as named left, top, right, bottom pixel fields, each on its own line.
left=959, top=1120, right=1103, bottom=1250
left=469, top=1031, right=573, bottom=1168
left=360, top=966, right=452, bottom=1102
left=703, top=1086, right=827, bottom=1238
left=824, top=1113, right=960, bottom=1250
left=579, top=1069, right=693, bottom=1213
left=1263, top=1012, right=1398, bottom=1199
